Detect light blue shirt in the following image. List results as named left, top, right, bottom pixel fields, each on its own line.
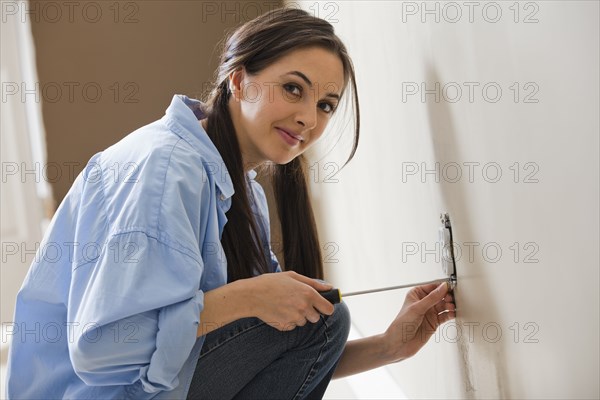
left=5, top=95, right=281, bottom=399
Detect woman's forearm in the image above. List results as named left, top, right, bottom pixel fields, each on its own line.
left=197, top=279, right=253, bottom=337
left=332, top=334, right=400, bottom=379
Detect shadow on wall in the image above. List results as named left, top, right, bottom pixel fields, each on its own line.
left=424, top=64, right=511, bottom=399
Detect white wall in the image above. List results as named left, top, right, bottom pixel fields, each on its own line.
left=298, top=1, right=599, bottom=399
left=0, top=8, right=50, bottom=395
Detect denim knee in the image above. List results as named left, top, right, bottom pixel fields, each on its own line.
left=324, top=301, right=351, bottom=350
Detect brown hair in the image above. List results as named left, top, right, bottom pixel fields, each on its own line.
left=203, top=7, right=360, bottom=282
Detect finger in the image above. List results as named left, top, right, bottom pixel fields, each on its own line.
left=412, top=282, right=443, bottom=298
left=434, top=300, right=447, bottom=315
left=289, top=272, right=333, bottom=291
left=443, top=294, right=454, bottom=303
left=306, top=311, right=321, bottom=324
left=311, top=291, right=335, bottom=316
left=413, top=283, right=448, bottom=314
left=308, top=278, right=334, bottom=291
left=284, top=323, right=297, bottom=332
left=434, top=295, right=455, bottom=314
left=438, top=309, right=456, bottom=324
left=276, top=322, right=297, bottom=332
left=436, top=304, right=456, bottom=325
left=438, top=302, right=456, bottom=314
left=285, top=272, right=335, bottom=315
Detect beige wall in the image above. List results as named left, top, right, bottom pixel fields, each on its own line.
left=29, top=0, right=281, bottom=206
left=300, top=1, right=599, bottom=399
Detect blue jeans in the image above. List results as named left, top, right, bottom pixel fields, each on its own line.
left=186, top=302, right=351, bottom=399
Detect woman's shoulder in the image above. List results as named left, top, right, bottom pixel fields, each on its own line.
left=95, top=119, right=213, bottom=188
left=75, top=120, right=218, bottom=235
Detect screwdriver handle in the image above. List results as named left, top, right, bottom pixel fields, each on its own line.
left=319, top=288, right=342, bottom=304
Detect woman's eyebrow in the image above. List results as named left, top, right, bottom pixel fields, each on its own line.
left=281, top=71, right=340, bottom=100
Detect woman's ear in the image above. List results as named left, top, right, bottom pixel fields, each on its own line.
left=228, top=68, right=245, bottom=101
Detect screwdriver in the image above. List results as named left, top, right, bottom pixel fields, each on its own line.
left=318, top=277, right=456, bottom=304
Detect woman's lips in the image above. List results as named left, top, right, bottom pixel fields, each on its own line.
left=276, top=128, right=301, bottom=146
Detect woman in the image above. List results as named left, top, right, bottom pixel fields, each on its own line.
left=5, top=7, right=455, bottom=399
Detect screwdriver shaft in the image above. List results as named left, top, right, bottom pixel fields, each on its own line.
left=342, top=277, right=453, bottom=297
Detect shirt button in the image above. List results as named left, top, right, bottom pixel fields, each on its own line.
left=219, top=194, right=226, bottom=201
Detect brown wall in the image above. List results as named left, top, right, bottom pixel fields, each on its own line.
left=30, top=0, right=282, bottom=206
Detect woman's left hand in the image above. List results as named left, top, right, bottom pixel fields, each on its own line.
left=383, top=282, right=456, bottom=362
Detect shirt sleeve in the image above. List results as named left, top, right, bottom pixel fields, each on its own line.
left=66, top=139, right=211, bottom=393
left=68, top=232, right=204, bottom=393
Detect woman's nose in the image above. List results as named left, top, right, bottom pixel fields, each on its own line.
left=295, top=100, right=317, bottom=130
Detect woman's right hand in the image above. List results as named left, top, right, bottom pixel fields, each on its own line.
left=247, top=271, right=336, bottom=331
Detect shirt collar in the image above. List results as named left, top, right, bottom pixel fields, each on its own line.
left=162, top=94, right=235, bottom=199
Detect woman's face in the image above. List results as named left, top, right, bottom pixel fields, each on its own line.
left=228, top=46, right=345, bottom=170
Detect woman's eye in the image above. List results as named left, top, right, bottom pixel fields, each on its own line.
left=284, top=83, right=301, bottom=96
left=319, top=102, right=336, bottom=114
left=284, top=83, right=336, bottom=114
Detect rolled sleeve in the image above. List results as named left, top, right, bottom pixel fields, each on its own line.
left=142, top=289, right=204, bottom=392
left=68, top=231, right=204, bottom=393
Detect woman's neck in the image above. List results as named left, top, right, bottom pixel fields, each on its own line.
left=199, top=118, right=261, bottom=173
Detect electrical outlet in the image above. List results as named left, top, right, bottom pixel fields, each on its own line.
left=440, top=213, right=457, bottom=289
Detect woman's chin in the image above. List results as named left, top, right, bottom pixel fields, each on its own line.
left=270, top=153, right=298, bottom=166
